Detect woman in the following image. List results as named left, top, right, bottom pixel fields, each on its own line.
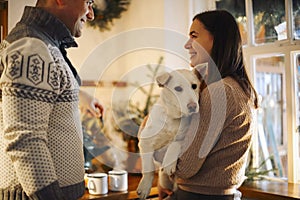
left=158, top=10, right=258, bottom=200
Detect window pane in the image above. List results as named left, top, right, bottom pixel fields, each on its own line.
left=253, top=0, right=286, bottom=44
left=293, top=0, right=300, bottom=40
left=255, top=55, right=287, bottom=178
left=215, top=0, right=247, bottom=45
left=295, top=53, right=300, bottom=182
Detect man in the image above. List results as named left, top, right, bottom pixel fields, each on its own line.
left=0, top=0, right=102, bottom=199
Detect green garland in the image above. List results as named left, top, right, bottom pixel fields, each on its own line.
left=88, top=0, right=131, bottom=31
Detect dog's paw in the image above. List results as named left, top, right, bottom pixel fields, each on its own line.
left=163, top=162, right=176, bottom=176
left=136, top=178, right=152, bottom=200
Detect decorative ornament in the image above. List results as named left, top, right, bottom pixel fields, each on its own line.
left=94, top=0, right=107, bottom=11
left=88, top=0, right=131, bottom=31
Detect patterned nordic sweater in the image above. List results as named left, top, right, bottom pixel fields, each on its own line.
left=0, top=7, right=85, bottom=200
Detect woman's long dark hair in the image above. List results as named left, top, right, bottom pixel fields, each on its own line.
left=193, top=10, right=258, bottom=108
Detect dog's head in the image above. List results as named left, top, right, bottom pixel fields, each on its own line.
left=156, top=67, right=204, bottom=118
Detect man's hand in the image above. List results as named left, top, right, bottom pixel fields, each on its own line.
left=79, top=90, right=104, bottom=117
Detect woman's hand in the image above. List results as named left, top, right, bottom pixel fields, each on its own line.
left=157, top=181, right=173, bottom=200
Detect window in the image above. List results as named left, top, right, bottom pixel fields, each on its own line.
left=255, top=55, right=286, bottom=178
left=213, top=0, right=300, bottom=183
left=293, top=0, right=300, bottom=39
left=253, top=0, right=286, bottom=44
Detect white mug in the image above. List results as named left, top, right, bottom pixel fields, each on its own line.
left=87, top=173, right=108, bottom=195
left=108, top=170, right=128, bottom=192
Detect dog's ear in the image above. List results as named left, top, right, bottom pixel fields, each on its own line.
left=156, top=72, right=172, bottom=87
left=193, top=63, right=208, bottom=79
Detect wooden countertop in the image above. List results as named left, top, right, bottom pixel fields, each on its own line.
left=81, top=174, right=300, bottom=200
left=239, top=180, right=300, bottom=200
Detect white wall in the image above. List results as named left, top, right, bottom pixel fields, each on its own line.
left=8, top=0, right=35, bottom=31
left=73, top=0, right=166, bottom=75
left=8, top=0, right=209, bottom=72
left=8, top=0, right=209, bottom=106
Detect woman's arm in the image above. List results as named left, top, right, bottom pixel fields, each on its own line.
left=175, top=80, right=228, bottom=179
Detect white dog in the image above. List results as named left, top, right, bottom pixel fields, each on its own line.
left=136, top=65, right=205, bottom=200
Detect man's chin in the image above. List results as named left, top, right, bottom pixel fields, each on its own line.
left=73, top=26, right=83, bottom=38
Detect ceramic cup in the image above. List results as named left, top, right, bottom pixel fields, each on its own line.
left=87, top=173, right=108, bottom=195
left=108, top=170, right=128, bottom=192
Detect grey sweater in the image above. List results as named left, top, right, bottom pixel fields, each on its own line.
left=0, top=6, right=84, bottom=200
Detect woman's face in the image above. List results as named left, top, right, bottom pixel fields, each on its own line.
left=184, top=19, right=214, bottom=68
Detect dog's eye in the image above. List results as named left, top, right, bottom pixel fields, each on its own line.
left=174, top=86, right=183, bottom=92
left=191, top=84, right=197, bottom=90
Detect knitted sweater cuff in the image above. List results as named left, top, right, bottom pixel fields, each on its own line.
left=30, top=181, right=65, bottom=200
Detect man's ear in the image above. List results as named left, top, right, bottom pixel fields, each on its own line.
left=156, top=72, right=171, bottom=87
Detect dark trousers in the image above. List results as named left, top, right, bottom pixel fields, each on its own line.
left=169, top=188, right=236, bottom=200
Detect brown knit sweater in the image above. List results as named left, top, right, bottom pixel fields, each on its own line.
left=175, top=76, right=255, bottom=195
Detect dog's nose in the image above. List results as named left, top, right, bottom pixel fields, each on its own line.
left=187, top=102, right=198, bottom=113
